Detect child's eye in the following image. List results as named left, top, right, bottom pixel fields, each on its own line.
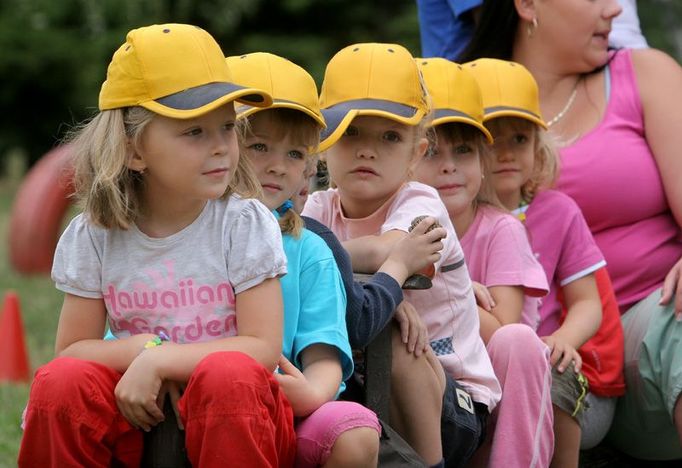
left=343, top=126, right=359, bottom=137
left=288, top=150, right=304, bottom=160
left=184, top=128, right=202, bottom=136
left=383, top=131, right=402, bottom=142
left=223, top=122, right=235, bottom=131
left=513, top=134, right=529, bottom=144
left=455, top=144, right=472, bottom=154
left=249, top=143, right=267, bottom=152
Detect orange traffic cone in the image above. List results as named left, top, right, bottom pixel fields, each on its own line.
left=0, top=291, right=30, bottom=383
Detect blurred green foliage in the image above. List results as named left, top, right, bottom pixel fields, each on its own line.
left=0, top=0, right=679, bottom=171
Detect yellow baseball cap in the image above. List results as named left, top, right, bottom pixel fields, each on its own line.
left=99, top=24, right=273, bottom=119
left=318, top=43, right=429, bottom=152
left=417, top=58, right=493, bottom=143
left=226, top=52, right=325, bottom=128
left=464, top=58, right=547, bottom=129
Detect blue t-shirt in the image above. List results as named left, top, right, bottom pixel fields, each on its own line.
left=417, top=0, right=482, bottom=60
left=280, top=226, right=354, bottom=394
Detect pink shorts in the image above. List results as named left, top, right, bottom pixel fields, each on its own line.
left=295, top=400, right=381, bottom=467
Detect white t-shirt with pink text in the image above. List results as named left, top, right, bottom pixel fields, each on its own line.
left=303, top=181, right=501, bottom=410
left=52, top=195, right=287, bottom=344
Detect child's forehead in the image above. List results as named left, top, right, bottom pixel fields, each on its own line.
left=349, top=115, right=411, bottom=130
left=489, top=116, right=535, bottom=133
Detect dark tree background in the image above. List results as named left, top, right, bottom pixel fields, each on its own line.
left=0, top=0, right=679, bottom=173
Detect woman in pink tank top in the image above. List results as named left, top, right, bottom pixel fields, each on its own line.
left=460, top=0, right=682, bottom=462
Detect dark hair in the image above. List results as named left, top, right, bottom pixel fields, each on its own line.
left=458, top=0, right=519, bottom=62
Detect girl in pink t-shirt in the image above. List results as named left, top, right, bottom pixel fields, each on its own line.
left=413, top=57, right=553, bottom=468
left=302, top=43, right=500, bottom=468
left=467, top=58, right=624, bottom=466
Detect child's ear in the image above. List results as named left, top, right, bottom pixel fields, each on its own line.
left=408, top=137, right=429, bottom=178
left=125, top=139, right=147, bottom=173
left=415, top=136, right=429, bottom=160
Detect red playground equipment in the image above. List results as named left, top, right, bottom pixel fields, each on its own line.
left=9, top=145, right=74, bottom=274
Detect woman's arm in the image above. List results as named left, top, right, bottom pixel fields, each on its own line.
left=633, top=49, right=682, bottom=314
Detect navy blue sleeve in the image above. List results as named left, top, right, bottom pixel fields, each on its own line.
left=302, top=216, right=403, bottom=348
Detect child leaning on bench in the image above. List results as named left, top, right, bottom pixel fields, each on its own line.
left=413, top=57, right=555, bottom=468
left=466, top=58, right=625, bottom=467
left=229, top=51, right=449, bottom=467
left=301, top=42, right=501, bottom=468
left=19, top=24, right=297, bottom=467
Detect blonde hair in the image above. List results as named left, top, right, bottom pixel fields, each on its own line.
left=238, top=108, right=322, bottom=238
left=68, top=106, right=262, bottom=230
left=428, top=122, right=504, bottom=209
left=485, top=117, right=559, bottom=202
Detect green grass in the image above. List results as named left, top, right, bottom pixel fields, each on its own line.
left=0, top=155, right=64, bottom=465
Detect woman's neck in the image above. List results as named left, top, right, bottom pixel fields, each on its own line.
left=513, top=44, right=585, bottom=125
left=451, top=203, right=478, bottom=238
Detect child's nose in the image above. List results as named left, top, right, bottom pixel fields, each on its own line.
left=441, top=157, right=457, bottom=173
left=495, top=145, right=515, bottom=162
left=267, top=154, right=287, bottom=175
left=356, top=146, right=377, bottom=159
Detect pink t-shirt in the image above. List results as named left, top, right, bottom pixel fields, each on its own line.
left=558, top=49, right=682, bottom=311
left=303, top=181, right=501, bottom=410
left=514, top=190, right=606, bottom=336
left=459, top=205, right=549, bottom=330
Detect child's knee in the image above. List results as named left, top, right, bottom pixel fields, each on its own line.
left=191, top=351, right=270, bottom=392
left=31, top=357, right=115, bottom=403
left=327, top=427, right=380, bottom=467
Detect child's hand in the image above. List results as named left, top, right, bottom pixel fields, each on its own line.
left=541, top=335, right=583, bottom=373
left=156, top=381, right=185, bottom=430
left=273, top=355, right=321, bottom=417
left=472, top=281, right=496, bottom=311
left=394, top=300, right=429, bottom=356
left=387, top=217, right=446, bottom=277
left=114, top=348, right=166, bottom=432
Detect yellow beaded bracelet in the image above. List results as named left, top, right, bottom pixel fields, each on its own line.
left=143, top=336, right=163, bottom=349
left=142, top=331, right=169, bottom=350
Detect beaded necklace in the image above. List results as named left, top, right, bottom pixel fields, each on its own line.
left=546, top=77, right=582, bottom=128
left=513, top=199, right=530, bottom=223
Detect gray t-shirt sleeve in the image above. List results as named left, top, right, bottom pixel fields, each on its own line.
left=51, top=213, right=104, bottom=298
left=227, top=200, right=287, bottom=294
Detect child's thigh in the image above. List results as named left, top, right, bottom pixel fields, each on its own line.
left=441, top=375, right=488, bottom=468
left=295, top=401, right=380, bottom=467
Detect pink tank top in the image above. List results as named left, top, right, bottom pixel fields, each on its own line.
left=558, top=49, right=682, bottom=312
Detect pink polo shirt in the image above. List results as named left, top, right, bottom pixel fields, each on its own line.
left=303, top=181, right=501, bottom=410
left=514, top=190, right=606, bottom=336
left=459, top=205, right=549, bottom=329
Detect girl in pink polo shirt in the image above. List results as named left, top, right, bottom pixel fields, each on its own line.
left=467, top=58, right=625, bottom=467
left=302, top=43, right=500, bottom=468
left=413, top=57, right=554, bottom=468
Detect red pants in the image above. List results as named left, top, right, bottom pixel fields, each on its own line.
left=18, top=351, right=296, bottom=467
